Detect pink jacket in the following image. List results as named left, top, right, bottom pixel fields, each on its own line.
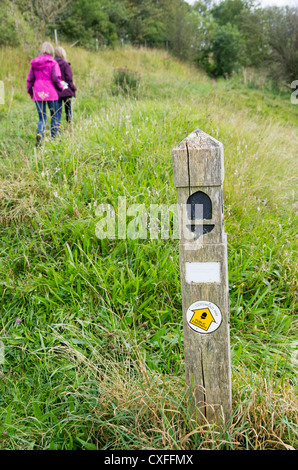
left=26, top=55, right=63, bottom=101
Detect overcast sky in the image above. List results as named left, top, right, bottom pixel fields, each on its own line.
left=186, top=0, right=297, bottom=6
left=254, top=0, right=297, bottom=5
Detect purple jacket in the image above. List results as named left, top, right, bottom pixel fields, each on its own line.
left=27, top=55, right=63, bottom=101
left=55, top=58, right=76, bottom=98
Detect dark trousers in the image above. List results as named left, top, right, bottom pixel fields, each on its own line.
left=57, top=97, right=72, bottom=126
left=35, top=100, right=59, bottom=138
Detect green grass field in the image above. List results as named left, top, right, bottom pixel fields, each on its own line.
left=0, top=45, right=297, bottom=450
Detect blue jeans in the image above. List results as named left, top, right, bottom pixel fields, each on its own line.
left=35, top=100, right=59, bottom=139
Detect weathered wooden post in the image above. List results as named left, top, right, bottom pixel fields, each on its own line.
left=172, top=129, right=232, bottom=423
left=0, top=81, right=4, bottom=105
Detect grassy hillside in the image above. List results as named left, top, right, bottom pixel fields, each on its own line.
left=0, top=45, right=297, bottom=450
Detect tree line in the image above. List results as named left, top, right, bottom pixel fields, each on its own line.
left=1, top=0, right=297, bottom=83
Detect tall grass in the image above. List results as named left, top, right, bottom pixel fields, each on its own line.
left=0, top=45, right=297, bottom=450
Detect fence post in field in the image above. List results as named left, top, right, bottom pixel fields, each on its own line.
left=172, top=129, right=232, bottom=423
left=54, top=29, right=58, bottom=45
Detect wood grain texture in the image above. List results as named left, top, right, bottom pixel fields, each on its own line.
left=172, top=129, right=232, bottom=423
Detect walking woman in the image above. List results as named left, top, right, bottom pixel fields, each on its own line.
left=54, top=47, right=77, bottom=127
left=26, top=42, right=66, bottom=146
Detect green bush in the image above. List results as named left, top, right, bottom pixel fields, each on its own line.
left=0, top=8, right=19, bottom=46
left=111, top=66, right=140, bottom=97
left=212, top=23, right=246, bottom=77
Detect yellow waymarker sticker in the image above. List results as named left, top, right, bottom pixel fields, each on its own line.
left=186, top=301, right=222, bottom=334
left=189, top=308, right=215, bottom=331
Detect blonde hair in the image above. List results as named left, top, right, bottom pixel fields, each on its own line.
left=40, top=42, right=54, bottom=56
left=55, top=46, right=67, bottom=60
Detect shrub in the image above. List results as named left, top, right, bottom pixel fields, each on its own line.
left=212, top=23, right=246, bottom=77
left=0, top=7, right=19, bottom=46
left=111, top=66, right=140, bottom=97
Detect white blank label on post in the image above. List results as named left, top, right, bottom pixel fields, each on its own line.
left=185, top=262, right=220, bottom=284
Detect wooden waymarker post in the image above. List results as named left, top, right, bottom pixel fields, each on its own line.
left=172, top=129, right=232, bottom=423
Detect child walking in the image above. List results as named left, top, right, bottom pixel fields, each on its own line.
left=54, top=47, right=77, bottom=127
